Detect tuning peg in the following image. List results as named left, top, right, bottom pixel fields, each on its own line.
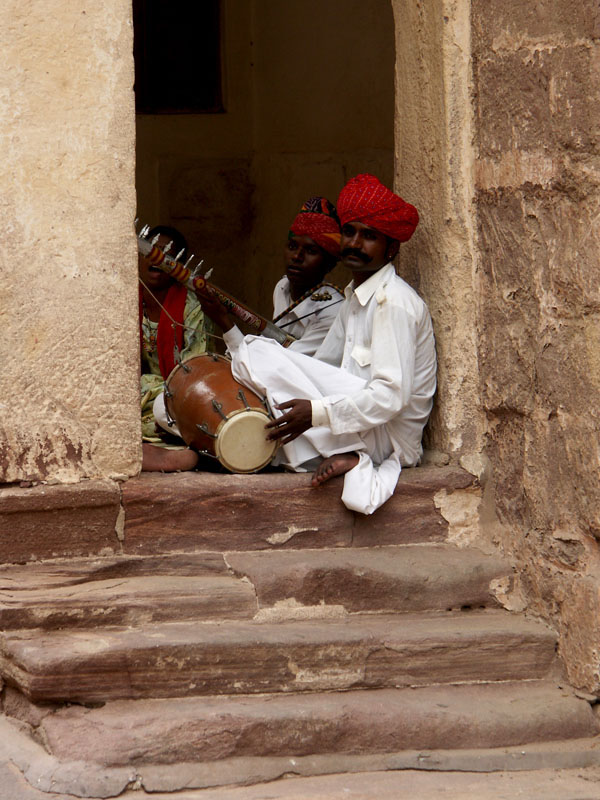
left=175, top=248, right=185, bottom=262
left=140, top=224, right=150, bottom=238
left=150, top=234, right=160, bottom=245
left=204, top=268, right=213, bottom=281
left=184, top=254, right=195, bottom=269
left=163, top=240, right=173, bottom=255
left=191, top=259, right=205, bottom=278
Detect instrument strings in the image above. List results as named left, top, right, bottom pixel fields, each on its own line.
left=139, top=277, right=225, bottom=343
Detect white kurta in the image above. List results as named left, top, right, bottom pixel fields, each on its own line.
left=272, top=276, right=344, bottom=356
left=225, top=263, right=437, bottom=515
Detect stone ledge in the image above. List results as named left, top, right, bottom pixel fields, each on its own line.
left=0, top=465, right=479, bottom=562
left=0, top=480, right=121, bottom=563
left=1, top=712, right=599, bottom=799
left=122, top=465, right=477, bottom=553
left=0, top=610, right=555, bottom=703
left=36, top=682, right=598, bottom=768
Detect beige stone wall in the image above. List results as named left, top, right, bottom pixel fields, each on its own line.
left=1, top=1, right=139, bottom=483
left=471, top=0, right=600, bottom=690
left=395, top=0, right=600, bottom=690
left=136, top=0, right=395, bottom=318
left=392, top=0, right=484, bottom=459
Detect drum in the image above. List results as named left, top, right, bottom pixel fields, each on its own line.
left=164, top=353, right=278, bottom=473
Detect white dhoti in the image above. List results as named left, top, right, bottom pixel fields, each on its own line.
left=227, top=334, right=402, bottom=515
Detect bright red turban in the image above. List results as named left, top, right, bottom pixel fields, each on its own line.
left=337, top=174, right=419, bottom=243
left=289, top=196, right=341, bottom=258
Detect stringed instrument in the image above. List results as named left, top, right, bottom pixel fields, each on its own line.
left=137, top=228, right=296, bottom=347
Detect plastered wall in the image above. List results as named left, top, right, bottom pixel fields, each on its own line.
left=136, top=0, right=395, bottom=318
left=392, top=0, right=483, bottom=459
left=135, top=1, right=256, bottom=317
left=249, top=0, right=395, bottom=313
left=1, top=1, right=139, bottom=483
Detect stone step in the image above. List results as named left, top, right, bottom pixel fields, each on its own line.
left=2, top=706, right=599, bottom=800
left=0, top=573, right=257, bottom=630
left=26, top=682, right=598, bottom=770
left=226, top=544, right=510, bottom=614
left=121, top=465, right=476, bottom=553
left=121, top=767, right=600, bottom=800
left=0, top=552, right=255, bottom=629
left=0, top=544, right=509, bottom=629
left=0, top=465, right=476, bottom=563
left=0, top=610, right=556, bottom=703
left=0, top=552, right=231, bottom=585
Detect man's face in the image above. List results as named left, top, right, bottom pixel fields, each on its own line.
left=138, top=233, right=175, bottom=292
left=340, top=221, right=397, bottom=273
left=284, top=234, right=331, bottom=294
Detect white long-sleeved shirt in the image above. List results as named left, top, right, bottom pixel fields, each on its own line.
left=223, top=263, right=436, bottom=515
left=311, top=263, right=437, bottom=467
left=272, top=276, right=344, bottom=356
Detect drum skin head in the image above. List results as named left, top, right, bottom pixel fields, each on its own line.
left=215, top=409, right=278, bottom=473
left=165, top=354, right=278, bottom=473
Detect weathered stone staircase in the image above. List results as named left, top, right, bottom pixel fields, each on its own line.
left=0, top=465, right=599, bottom=799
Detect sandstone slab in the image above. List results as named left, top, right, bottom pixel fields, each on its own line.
left=225, top=544, right=509, bottom=613
left=121, top=466, right=474, bottom=555
left=122, top=472, right=353, bottom=553
left=0, top=552, right=230, bottom=586
left=0, top=573, right=256, bottom=629
left=125, top=766, right=600, bottom=800
left=0, top=714, right=135, bottom=799
left=0, top=480, right=121, bottom=562
left=352, top=465, right=477, bottom=545
left=0, top=610, right=556, bottom=703
left=38, top=681, right=598, bottom=768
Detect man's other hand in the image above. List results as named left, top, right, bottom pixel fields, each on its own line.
left=195, top=286, right=234, bottom=332
left=266, top=399, right=312, bottom=443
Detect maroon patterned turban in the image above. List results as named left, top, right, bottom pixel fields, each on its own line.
left=289, top=196, right=341, bottom=258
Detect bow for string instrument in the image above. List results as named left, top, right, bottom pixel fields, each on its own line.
left=137, top=226, right=297, bottom=348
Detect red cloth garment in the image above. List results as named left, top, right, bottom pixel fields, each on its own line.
left=289, top=196, right=341, bottom=257
left=336, top=174, right=419, bottom=243
left=139, top=283, right=188, bottom=379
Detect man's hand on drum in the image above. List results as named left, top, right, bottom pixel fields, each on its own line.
left=195, top=286, right=234, bottom=333
left=266, top=399, right=312, bottom=444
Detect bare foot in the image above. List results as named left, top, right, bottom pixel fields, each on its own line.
left=142, top=443, right=199, bottom=472
left=311, top=452, right=360, bottom=487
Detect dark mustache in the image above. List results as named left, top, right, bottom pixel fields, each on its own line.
left=341, top=248, right=371, bottom=263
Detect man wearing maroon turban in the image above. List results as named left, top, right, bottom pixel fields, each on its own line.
left=202, top=174, right=436, bottom=514
left=273, top=196, right=344, bottom=356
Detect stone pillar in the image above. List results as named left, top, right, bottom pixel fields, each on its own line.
left=392, top=0, right=484, bottom=460
left=1, top=1, right=140, bottom=483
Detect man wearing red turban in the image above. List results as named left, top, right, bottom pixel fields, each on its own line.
left=273, top=196, right=344, bottom=356
left=201, top=174, right=436, bottom=514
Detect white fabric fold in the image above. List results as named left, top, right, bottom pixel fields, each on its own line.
left=202, top=263, right=436, bottom=516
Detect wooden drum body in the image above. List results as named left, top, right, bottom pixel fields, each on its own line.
left=164, top=354, right=278, bottom=473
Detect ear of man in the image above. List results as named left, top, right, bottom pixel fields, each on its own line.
left=386, top=237, right=400, bottom=262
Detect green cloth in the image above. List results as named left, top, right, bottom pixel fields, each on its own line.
left=141, top=292, right=211, bottom=443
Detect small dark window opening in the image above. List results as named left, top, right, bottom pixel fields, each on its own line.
left=133, top=0, right=223, bottom=114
